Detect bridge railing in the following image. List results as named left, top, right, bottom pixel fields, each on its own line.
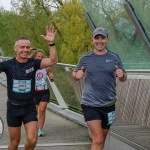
left=0, top=56, right=150, bottom=127
left=116, top=72, right=150, bottom=127
left=50, top=63, right=150, bottom=127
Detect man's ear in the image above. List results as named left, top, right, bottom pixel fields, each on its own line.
left=14, top=46, right=17, bottom=52
left=91, top=37, right=94, bottom=43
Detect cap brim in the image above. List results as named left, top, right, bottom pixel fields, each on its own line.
left=93, top=33, right=107, bottom=37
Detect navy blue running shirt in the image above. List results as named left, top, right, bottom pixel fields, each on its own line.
left=0, top=58, right=41, bottom=105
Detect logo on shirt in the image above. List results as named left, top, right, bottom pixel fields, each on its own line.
left=0, top=117, right=4, bottom=139
left=106, top=59, right=113, bottom=63
left=26, top=67, right=34, bottom=74
left=37, top=72, right=44, bottom=78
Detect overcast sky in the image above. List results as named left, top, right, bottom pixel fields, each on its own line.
left=0, top=0, right=11, bottom=11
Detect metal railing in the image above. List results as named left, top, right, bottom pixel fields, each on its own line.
left=0, top=56, right=150, bottom=127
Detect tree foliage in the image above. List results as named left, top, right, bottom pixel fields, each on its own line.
left=0, top=0, right=92, bottom=63
left=52, top=1, right=92, bottom=64
left=0, top=11, right=27, bottom=56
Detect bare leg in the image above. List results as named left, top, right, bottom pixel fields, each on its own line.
left=8, top=127, right=21, bottom=150
left=38, top=102, right=47, bottom=129
left=24, top=121, right=38, bottom=150
left=102, top=128, right=109, bottom=148
left=87, top=120, right=109, bottom=150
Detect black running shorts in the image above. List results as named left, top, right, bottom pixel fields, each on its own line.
left=81, top=104, right=115, bottom=129
left=33, top=89, right=50, bottom=105
left=7, top=101, right=37, bottom=127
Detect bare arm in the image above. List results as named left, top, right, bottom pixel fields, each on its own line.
left=40, top=26, right=58, bottom=69
left=46, top=67, right=54, bottom=81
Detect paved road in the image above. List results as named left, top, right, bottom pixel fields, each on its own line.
left=0, top=84, right=91, bottom=150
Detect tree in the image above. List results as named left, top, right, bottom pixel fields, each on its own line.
left=0, top=0, right=92, bottom=64
left=52, top=1, right=92, bottom=64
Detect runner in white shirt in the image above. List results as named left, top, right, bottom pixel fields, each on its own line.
left=30, top=49, right=54, bottom=137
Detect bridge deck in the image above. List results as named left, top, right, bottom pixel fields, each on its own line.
left=0, top=84, right=91, bottom=150
left=108, top=119, right=150, bottom=150
left=1, top=76, right=150, bottom=150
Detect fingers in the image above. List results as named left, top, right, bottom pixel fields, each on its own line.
left=46, top=26, right=52, bottom=33
left=41, top=26, right=56, bottom=37
left=75, top=66, right=85, bottom=79
left=49, top=74, right=54, bottom=82
left=49, top=76, right=54, bottom=82
left=50, top=79, right=54, bottom=82
left=46, top=26, right=57, bottom=34
left=115, top=65, right=124, bottom=78
left=41, top=26, right=57, bottom=42
left=50, top=75, right=54, bottom=80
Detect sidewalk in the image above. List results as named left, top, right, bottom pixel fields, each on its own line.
left=0, top=84, right=91, bottom=150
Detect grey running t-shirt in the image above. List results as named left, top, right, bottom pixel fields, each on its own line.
left=74, top=50, right=125, bottom=107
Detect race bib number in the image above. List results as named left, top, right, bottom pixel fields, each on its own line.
left=13, top=79, right=31, bottom=93
left=107, top=111, right=115, bottom=125
left=35, top=78, right=48, bottom=90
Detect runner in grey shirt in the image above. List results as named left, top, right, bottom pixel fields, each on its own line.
left=75, top=49, right=125, bottom=107
left=72, top=27, right=127, bottom=150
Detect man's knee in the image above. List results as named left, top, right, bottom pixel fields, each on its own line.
left=26, top=136, right=37, bottom=147
left=39, top=106, right=46, bottom=113
left=9, top=139, right=20, bottom=149
left=92, top=135, right=104, bottom=146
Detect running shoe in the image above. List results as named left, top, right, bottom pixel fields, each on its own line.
left=38, top=129, right=45, bottom=137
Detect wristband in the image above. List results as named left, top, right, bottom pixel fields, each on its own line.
left=49, top=43, right=55, bottom=47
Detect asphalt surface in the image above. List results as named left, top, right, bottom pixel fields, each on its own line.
left=0, top=84, right=91, bottom=150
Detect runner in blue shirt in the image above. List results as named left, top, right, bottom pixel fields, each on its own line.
left=72, top=27, right=127, bottom=150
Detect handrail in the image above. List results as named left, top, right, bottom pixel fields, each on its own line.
left=1, top=56, right=150, bottom=126
left=0, top=56, right=150, bottom=74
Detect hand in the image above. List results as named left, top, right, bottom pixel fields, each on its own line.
left=75, top=66, right=85, bottom=79
left=49, top=73, right=54, bottom=81
left=115, top=65, right=124, bottom=78
left=41, top=26, right=57, bottom=43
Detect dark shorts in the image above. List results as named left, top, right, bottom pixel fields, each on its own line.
left=7, top=101, right=37, bottom=127
left=81, top=104, right=116, bottom=129
left=33, top=89, right=50, bottom=105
